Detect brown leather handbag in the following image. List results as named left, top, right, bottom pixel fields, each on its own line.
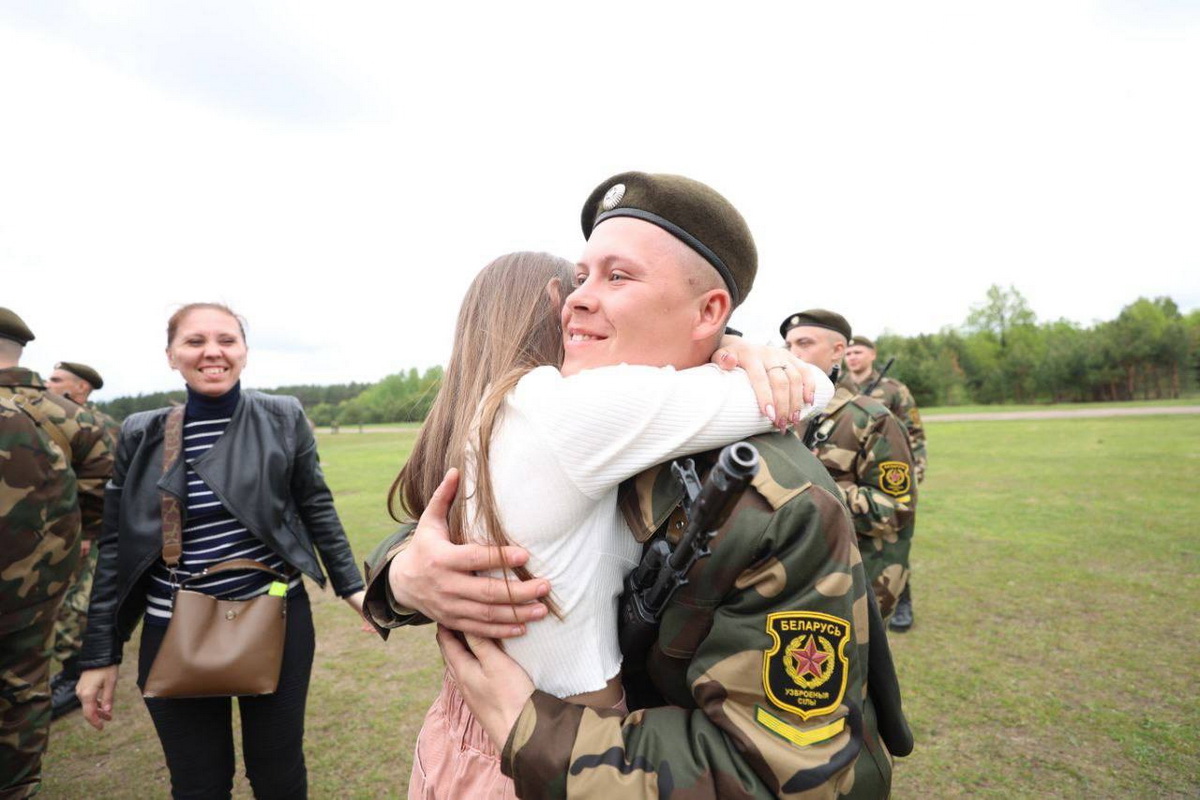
left=142, top=406, right=288, bottom=699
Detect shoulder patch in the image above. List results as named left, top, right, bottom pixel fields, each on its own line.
left=878, top=461, right=911, bottom=496
left=762, top=611, right=850, bottom=720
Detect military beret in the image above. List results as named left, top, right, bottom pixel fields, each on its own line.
left=0, top=308, right=35, bottom=345
left=848, top=335, right=876, bottom=350
left=56, top=361, right=104, bottom=390
left=779, top=309, right=852, bottom=341
left=581, top=171, right=757, bottom=307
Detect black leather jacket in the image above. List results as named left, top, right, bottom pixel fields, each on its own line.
left=80, top=391, right=364, bottom=669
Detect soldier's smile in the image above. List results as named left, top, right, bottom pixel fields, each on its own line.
left=561, top=217, right=715, bottom=377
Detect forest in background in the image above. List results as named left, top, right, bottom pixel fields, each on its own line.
left=97, top=287, right=1199, bottom=422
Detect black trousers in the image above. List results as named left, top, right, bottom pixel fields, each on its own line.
left=137, top=590, right=315, bottom=800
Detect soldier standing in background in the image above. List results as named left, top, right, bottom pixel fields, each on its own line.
left=0, top=309, right=112, bottom=798
left=45, top=362, right=119, bottom=718
left=841, top=336, right=926, bottom=631
left=841, top=337, right=926, bottom=481
left=783, top=310, right=917, bottom=623
left=46, top=363, right=120, bottom=443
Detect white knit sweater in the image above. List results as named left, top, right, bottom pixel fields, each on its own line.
left=466, top=362, right=833, bottom=699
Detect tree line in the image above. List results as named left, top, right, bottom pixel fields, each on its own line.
left=877, top=288, right=1196, bottom=407
left=96, top=371, right=441, bottom=425
left=97, top=288, right=1196, bottom=422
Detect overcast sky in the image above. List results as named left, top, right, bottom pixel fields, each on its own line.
left=4, top=1, right=1197, bottom=400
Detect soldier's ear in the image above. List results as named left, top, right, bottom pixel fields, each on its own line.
left=693, top=288, right=731, bottom=342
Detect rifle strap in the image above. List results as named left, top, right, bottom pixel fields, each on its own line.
left=11, top=393, right=73, bottom=464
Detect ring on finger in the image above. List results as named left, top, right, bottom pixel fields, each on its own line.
left=768, top=365, right=789, bottom=372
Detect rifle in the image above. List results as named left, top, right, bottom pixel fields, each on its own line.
left=618, top=443, right=760, bottom=703
left=862, top=356, right=896, bottom=396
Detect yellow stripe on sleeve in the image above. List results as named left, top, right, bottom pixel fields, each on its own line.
left=755, top=706, right=846, bottom=747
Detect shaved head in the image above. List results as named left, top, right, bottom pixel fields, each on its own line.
left=0, top=339, right=22, bottom=368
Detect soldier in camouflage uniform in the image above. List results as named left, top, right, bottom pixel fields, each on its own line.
left=840, top=337, right=925, bottom=632
left=45, top=362, right=119, bottom=718
left=840, top=338, right=926, bottom=482
left=782, top=311, right=917, bottom=625
left=0, top=397, right=80, bottom=799
left=0, top=308, right=109, bottom=799
left=366, top=173, right=910, bottom=797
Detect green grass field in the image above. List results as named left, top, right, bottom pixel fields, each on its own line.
left=43, top=414, right=1200, bottom=798
left=922, top=396, right=1200, bottom=416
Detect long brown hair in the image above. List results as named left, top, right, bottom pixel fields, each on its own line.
left=389, top=252, right=574, bottom=610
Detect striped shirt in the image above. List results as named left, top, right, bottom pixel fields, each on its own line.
left=145, top=386, right=301, bottom=625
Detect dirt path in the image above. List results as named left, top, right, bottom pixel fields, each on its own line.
left=925, top=405, right=1200, bottom=422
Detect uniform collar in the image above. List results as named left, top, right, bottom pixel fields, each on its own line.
left=619, top=462, right=686, bottom=543
left=838, top=368, right=878, bottom=393
left=0, top=366, right=44, bottom=389
left=823, top=384, right=857, bottom=417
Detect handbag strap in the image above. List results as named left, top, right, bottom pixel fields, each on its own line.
left=161, top=405, right=186, bottom=568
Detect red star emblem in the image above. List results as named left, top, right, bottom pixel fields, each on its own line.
left=790, top=636, right=829, bottom=679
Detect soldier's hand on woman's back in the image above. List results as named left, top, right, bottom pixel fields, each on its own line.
left=437, top=625, right=534, bottom=749
left=388, top=469, right=552, bottom=639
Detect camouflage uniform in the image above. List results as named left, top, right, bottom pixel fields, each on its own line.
left=366, top=433, right=909, bottom=798
left=0, top=369, right=112, bottom=545
left=804, top=385, right=916, bottom=621
left=839, top=371, right=926, bottom=483
left=51, top=404, right=119, bottom=665
left=0, top=368, right=112, bottom=796
left=86, top=404, right=121, bottom=449
left=0, top=396, right=81, bottom=798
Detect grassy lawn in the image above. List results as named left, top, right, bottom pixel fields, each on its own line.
left=923, top=396, right=1200, bottom=415
left=43, top=418, right=1199, bottom=798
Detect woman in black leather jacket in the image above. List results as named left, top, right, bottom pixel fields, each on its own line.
left=77, top=302, right=365, bottom=799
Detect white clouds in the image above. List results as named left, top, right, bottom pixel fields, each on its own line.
left=2, top=2, right=1197, bottom=398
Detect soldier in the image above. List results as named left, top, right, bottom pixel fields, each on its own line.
left=840, top=336, right=926, bottom=632
left=45, top=362, right=119, bottom=718
left=840, top=338, right=926, bottom=482
left=366, top=173, right=910, bottom=797
left=46, top=363, right=121, bottom=443
left=782, top=311, right=917, bottom=624
left=0, top=308, right=110, bottom=798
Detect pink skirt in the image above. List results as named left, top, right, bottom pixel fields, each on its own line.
left=409, top=671, right=627, bottom=800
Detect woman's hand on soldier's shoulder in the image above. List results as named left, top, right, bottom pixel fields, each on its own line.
left=712, top=335, right=821, bottom=432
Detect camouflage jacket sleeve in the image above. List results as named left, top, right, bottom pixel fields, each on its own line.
left=822, top=406, right=916, bottom=544
left=43, top=394, right=115, bottom=542
left=884, top=381, right=926, bottom=483
left=362, top=523, right=430, bottom=638
left=500, top=466, right=888, bottom=798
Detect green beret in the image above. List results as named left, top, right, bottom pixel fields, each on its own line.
left=848, top=335, right=876, bottom=350
left=779, top=309, right=852, bottom=341
left=581, top=171, right=757, bottom=306
left=0, top=308, right=35, bottom=345
left=56, top=361, right=104, bottom=390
